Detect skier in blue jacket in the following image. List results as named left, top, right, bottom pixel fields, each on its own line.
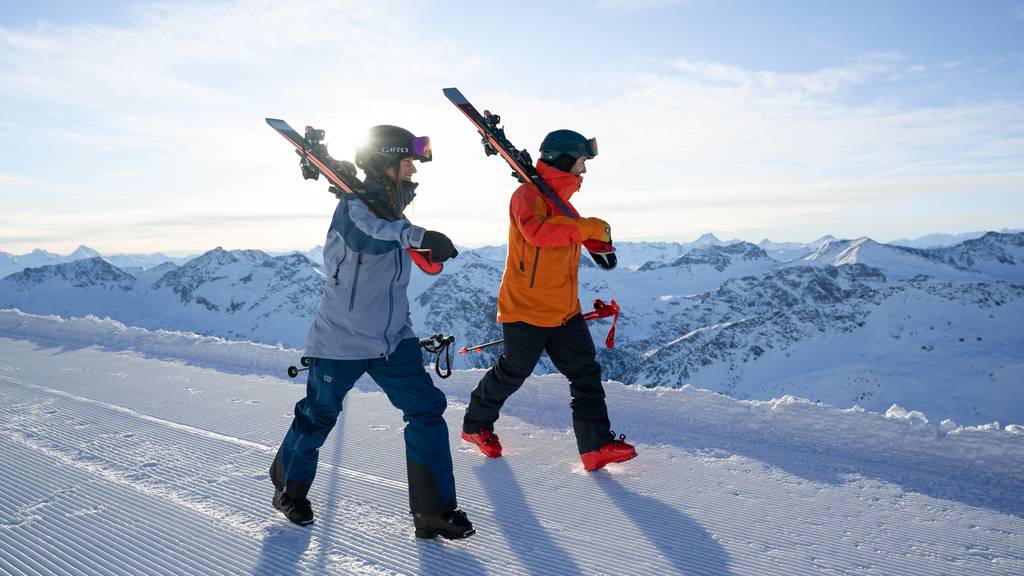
left=270, top=125, right=474, bottom=539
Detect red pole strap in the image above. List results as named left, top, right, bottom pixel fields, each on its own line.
left=582, top=299, right=620, bottom=349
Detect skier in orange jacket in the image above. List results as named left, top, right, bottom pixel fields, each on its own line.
left=462, top=129, right=637, bottom=471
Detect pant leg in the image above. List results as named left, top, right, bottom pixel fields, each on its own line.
left=270, top=357, right=363, bottom=497
left=463, top=321, right=550, bottom=434
left=367, top=338, right=456, bottom=515
left=545, top=314, right=613, bottom=454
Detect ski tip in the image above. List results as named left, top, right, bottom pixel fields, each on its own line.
left=442, top=87, right=467, bottom=103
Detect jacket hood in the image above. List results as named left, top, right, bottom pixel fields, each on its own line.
left=536, top=160, right=582, bottom=201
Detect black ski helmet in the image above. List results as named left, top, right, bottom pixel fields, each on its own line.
left=355, top=125, right=432, bottom=179
left=539, top=129, right=598, bottom=170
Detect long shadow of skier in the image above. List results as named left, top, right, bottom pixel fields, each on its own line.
left=252, top=385, right=348, bottom=575
left=594, top=473, right=733, bottom=576
left=414, top=538, right=487, bottom=575
left=473, top=458, right=583, bottom=575
left=312, top=410, right=347, bottom=575
left=250, top=524, right=313, bottom=576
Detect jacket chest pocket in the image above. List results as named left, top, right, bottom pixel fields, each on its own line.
left=331, top=243, right=349, bottom=285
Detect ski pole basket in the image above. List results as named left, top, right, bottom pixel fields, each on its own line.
left=287, top=356, right=313, bottom=378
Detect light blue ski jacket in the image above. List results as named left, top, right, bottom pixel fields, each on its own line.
left=305, top=179, right=426, bottom=360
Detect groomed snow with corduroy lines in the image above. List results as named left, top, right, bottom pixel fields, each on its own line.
left=1, top=310, right=1022, bottom=575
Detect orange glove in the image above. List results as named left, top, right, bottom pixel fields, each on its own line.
left=578, top=217, right=611, bottom=243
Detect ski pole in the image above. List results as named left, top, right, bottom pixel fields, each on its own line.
left=458, top=338, right=504, bottom=355
left=459, top=299, right=621, bottom=354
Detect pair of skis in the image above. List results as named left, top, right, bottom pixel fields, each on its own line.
left=441, top=88, right=617, bottom=271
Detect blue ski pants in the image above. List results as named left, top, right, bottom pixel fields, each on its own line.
left=270, top=337, right=457, bottom=515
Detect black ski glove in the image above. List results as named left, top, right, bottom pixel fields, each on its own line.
left=419, top=230, right=458, bottom=262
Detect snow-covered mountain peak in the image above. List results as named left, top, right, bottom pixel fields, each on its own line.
left=693, top=232, right=723, bottom=246
left=832, top=237, right=881, bottom=265
left=0, top=257, right=135, bottom=289
left=231, top=249, right=273, bottom=266
left=662, top=241, right=772, bottom=272
left=803, top=237, right=855, bottom=263
left=68, top=245, right=101, bottom=260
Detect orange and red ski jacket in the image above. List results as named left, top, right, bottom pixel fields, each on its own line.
left=496, top=161, right=606, bottom=327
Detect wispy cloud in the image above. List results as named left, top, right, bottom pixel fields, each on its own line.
left=671, top=55, right=899, bottom=96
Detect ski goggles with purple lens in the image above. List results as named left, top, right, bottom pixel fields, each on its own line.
left=411, top=136, right=432, bottom=162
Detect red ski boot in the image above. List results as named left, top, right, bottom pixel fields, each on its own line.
left=461, top=428, right=503, bottom=458
left=581, top=433, right=637, bottom=471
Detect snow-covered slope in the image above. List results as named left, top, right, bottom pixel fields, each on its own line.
left=0, top=312, right=1022, bottom=575
left=797, top=237, right=971, bottom=280
left=619, top=265, right=1024, bottom=424
left=794, top=233, right=1024, bottom=283
left=0, top=248, right=324, bottom=347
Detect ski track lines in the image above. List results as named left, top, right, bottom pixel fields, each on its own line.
left=1, top=360, right=1022, bottom=574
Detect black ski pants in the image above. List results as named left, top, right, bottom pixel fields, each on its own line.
left=463, top=313, right=614, bottom=454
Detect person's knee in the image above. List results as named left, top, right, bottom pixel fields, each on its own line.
left=563, top=359, right=602, bottom=383
left=497, top=353, right=535, bottom=380
left=399, top=382, right=448, bottom=422
left=304, top=402, right=340, bottom=429
left=424, top=386, right=448, bottom=417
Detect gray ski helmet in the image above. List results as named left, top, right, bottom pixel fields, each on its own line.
left=355, top=124, right=432, bottom=178
left=539, top=129, right=598, bottom=163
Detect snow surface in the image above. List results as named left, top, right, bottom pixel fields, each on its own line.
left=1, top=311, right=1022, bottom=575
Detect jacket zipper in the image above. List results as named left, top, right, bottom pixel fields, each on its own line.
left=519, top=240, right=526, bottom=272
left=382, top=249, right=401, bottom=360
left=568, top=243, right=579, bottom=321
left=333, top=264, right=341, bottom=285
left=529, top=246, right=540, bottom=288
left=348, top=253, right=363, bottom=311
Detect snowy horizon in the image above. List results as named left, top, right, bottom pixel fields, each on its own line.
left=3, top=226, right=1022, bottom=261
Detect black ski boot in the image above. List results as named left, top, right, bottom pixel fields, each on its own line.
left=413, top=509, right=476, bottom=539
left=273, top=489, right=314, bottom=526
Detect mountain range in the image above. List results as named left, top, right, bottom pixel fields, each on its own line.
left=2, top=232, right=1022, bottom=425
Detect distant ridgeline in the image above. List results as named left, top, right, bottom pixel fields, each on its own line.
left=2, top=232, right=1022, bottom=426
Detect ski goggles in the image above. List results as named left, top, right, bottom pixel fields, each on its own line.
left=378, top=136, right=432, bottom=162
left=579, top=137, right=598, bottom=159
left=411, top=135, right=432, bottom=162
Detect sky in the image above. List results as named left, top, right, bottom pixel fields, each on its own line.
left=0, top=0, right=1022, bottom=256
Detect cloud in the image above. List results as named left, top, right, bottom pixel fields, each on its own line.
left=0, top=2, right=1021, bottom=253
left=670, top=54, right=900, bottom=96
